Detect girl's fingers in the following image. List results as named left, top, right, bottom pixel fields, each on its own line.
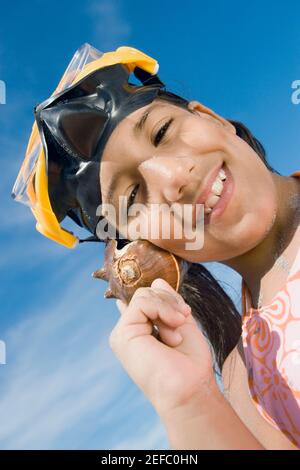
left=151, top=288, right=191, bottom=316
left=151, top=278, right=192, bottom=314
left=151, top=278, right=185, bottom=304
left=127, top=291, right=188, bottom=329
left=154, top=318, right=183, bottom=347
left=115, top=283, right=192, bottom=349
left=120, top=307, right=182, bottom=348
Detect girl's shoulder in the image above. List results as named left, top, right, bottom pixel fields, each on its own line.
left=240, top=166, right=300, bottom=447
left=221, top=340, right=299, bottom=449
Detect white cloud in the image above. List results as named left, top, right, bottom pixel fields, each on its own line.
left=0, top=244, right=169, bottom=450
left=88, top=0, right=132, bottom=51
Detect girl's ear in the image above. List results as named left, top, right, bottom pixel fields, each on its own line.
left=187, top=100, right=236, bottom=134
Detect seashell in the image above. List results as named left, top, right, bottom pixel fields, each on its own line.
left=92, top=239, right=189, bottom=304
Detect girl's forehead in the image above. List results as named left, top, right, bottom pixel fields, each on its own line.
left=101, top=108, right=142, bottom=163
left=100, top=99, right=188, bottom=181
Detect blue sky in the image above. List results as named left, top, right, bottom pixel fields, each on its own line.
left=0, top=0, right=299, bottom=450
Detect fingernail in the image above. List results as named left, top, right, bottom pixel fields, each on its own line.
left=173, top=332, right=183, bottom=342
left=178, top=303, right=191, bottom=316
left=151, top=278, right=166, bottom=288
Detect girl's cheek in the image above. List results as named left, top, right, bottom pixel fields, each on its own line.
left=180, top=117, right=227, bottom=154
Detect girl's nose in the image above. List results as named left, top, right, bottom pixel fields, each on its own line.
left=138, top=156, right=195, bottom=203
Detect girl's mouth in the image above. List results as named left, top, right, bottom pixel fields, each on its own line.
left=193, top=163, right=235, bottom=227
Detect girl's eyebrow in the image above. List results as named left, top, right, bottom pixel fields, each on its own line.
left=133, top=104, right=161, bottom=136
left=103, top=169, right=124, bottom=206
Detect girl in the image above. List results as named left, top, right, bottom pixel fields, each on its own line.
left=14, top=45, right=300, bottom=450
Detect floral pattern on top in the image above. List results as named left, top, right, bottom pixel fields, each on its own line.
left=241, top=170, right=300, bottom=448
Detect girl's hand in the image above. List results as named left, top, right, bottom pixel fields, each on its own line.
left=109, top=277, right=217, bottom=417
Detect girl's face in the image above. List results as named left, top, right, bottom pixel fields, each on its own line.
left=99, top=98, right=277, bottom=263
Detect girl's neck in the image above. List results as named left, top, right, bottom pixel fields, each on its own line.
left=222, top=173, right=300, bottom=299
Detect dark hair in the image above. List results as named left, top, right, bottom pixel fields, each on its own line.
left=154, top=89, right=280, bottom=376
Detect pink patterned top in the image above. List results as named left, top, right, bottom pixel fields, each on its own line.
left=241, top=170, right=300, bottom=448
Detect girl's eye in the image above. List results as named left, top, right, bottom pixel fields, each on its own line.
left=126, top=184, right=150, bottom=217
left=153, top=118, right=173, bottom=147
left=127, top=184, right=139, bottom=214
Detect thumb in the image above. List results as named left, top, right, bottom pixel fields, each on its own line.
left=151, top=277, right=176, bottom=294
left=151, top=281, right=212, bottom=364
left=151, top=278, right=189, bottom=311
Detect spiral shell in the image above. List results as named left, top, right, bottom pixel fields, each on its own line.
left=92, top=239, right=189, bottom=304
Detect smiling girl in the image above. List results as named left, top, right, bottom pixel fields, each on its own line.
left=13, top=44, right=300, bottom=450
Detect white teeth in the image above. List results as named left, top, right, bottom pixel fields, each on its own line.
left=218, top=168, right=226, bottom=181
left=204, top=167, right=227, bottom=211
left=203, top=166, right=227, bottom=215
left=211, top=177, right=224, bottom=196
left=205, top=193, right=220, bottom=209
